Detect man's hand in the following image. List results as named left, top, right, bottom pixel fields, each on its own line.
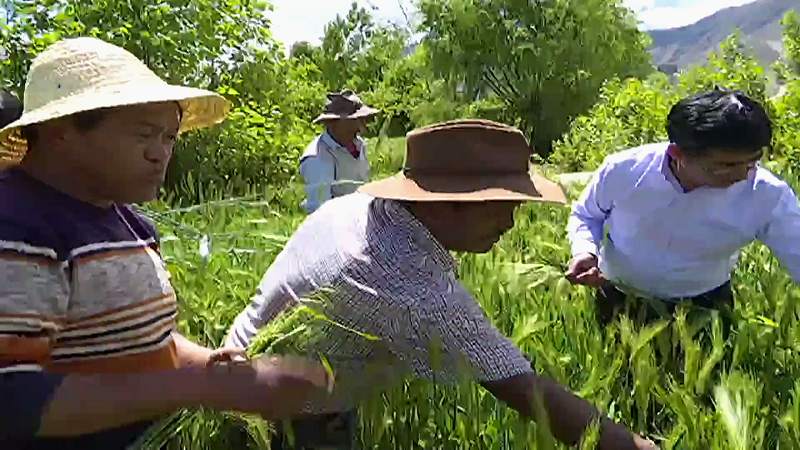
left=565, top=252, right=606, bottom=287
left=634, top=434, right=659, bottom=449
left=206, top=354, right=334, bottom=420
left=206, top=347, right=248, bottom=367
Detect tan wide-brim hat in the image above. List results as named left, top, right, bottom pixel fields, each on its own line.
left=0, top=37, right=231, bottom=167
left=312, top=89, right=380, bottom=124
left=358, top=120, right=567, bottom=204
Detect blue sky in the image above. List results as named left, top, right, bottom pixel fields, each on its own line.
left=267, top=0, right=758, bottom=48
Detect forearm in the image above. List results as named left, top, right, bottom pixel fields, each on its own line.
left=567, top=213, right=603, bottom=256
left=38, top=368, right=209, bottom=437
left=536, top=375, right=637, bottom=449
left=484, top=373, right=637, bottom=449
left=172, top=331, right=213, bottom=368
left=568, top=167, right=612, bottom=257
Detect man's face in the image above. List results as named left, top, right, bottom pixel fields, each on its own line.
left=61, top=102, right=181, bottom=204
left=670, top=144, right=762, bottom=189
left=434, top=201, right=522, bottom=253
left=329, top=118, right=363, bottom=138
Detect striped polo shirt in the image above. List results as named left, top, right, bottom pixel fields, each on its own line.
left=0, top=168, right=178, bottom=447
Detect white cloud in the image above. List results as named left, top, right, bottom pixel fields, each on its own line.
left=634, top=0, right=757, bottom=30
left=625, top=0, right=657, bottom=13
left=266, top=0, right=759, bottom=48
left=268, top=0, right=413, bottom=49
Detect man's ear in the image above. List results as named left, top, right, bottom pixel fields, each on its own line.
left=667, top=143, right=683, bottom=160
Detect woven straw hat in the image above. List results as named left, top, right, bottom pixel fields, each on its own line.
left=312, top=89, right=379, bottom=124
left=358, top=119, right=567, bottom=204
left=0, top=37, right=231, bottom=167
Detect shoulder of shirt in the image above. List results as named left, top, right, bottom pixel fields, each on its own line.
left=597, top=142, right=668, bottom=180
left=299, top=134, right=330, bottom=161
left=311, top=192, right=374, bottom=218
left=601, top=142, right=666, bottom=167
left=750, top=166, right=798, bottom=202
left=288, top=193, right=374, bottom=265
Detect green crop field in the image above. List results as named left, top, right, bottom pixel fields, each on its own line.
left=130, top=137, right=800, bottom=450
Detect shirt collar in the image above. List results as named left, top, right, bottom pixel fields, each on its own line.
left=322, top=131, right=355, bottom=152
left=381, top=198, right=456, bottom=272
left=656, top=145, right=686, bottom=192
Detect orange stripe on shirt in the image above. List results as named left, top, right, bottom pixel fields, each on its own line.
left=49, top=339, right=179, bottom=374
left=0, top=335, right=52, bottom=364
left=0, top=314, right=64, bottom=334
left=71, top=246, right=150, bottom=265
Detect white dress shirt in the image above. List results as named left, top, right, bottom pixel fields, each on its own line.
left=298, top=132, right=370, bottom=214
left=568, top=142, right=800, bottom=298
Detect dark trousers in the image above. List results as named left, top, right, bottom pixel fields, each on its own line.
left=595, top=280, right=734, bottom=336
left=270, top=410, right=358, bottom=450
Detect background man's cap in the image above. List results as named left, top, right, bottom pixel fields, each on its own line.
left=312, top=89, right=379, bottom=124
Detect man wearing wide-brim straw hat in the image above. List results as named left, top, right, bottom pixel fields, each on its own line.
left=226, top=119, right=657, bottom=450
left=299, top=89, right=379, bottom=215
left=0, top=37, right=332, bottom=448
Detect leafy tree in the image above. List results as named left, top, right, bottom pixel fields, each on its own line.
left=290, top=40, right=316, bottom=60
left=551, top=75, right=676, bottom=172
left=775, top=10, right=800, bottom=81
left=0, top=0, right=277, bottom=94
left=288, top=2, right=431, bottom=136
left=416, top=0, right=654, bottom=156
left=677, top=32, right=770, bottom=107
left=307, top=1, right=412, bottom=94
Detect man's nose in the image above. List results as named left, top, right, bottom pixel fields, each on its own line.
left=145, top=142, right=174, bottom=164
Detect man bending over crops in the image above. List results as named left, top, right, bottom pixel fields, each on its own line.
left=0, top=37, right=332, bottom=449
left=299, top=89, right=379, bottom=214
left=226, top=120, right=657, bottom=450
left=566, top=89, right=800, bottom=328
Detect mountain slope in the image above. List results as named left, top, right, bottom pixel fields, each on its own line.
left=648, top=0, right=797, bottom=70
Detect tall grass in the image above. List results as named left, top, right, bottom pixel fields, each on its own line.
left=135, top=138, right=800, bottom=449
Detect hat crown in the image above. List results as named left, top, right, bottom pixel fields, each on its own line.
left=404, top=120, right=532, bottom=177
left=23, top=37, right=166, bottom=114
left=324, top=89, right=364, bottom=115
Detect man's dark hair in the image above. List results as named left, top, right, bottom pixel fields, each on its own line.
left=0, top=90, right=22, bottom=129
left=666, top=89, right=772, bottom=156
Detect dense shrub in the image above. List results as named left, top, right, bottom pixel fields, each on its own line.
left=550, top=75, right=676, bottom=172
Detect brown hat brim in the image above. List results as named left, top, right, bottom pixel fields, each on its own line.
left=313, top=105, right=380, bottom=124
left=358, top=170, right=567, bottom=204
